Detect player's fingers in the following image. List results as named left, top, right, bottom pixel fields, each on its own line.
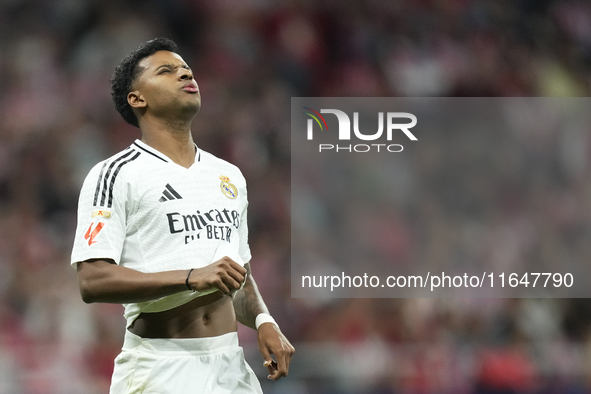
left=216, top=257, right=246, bottom=282
left=272, top=340, right=295, bottom=380
left=264, top=360, right=278, bottom=379
left=227, top=259, right=247, bottom=276
left=225, top=267, right=245, bottom=285
left=270, top=351, right=290, bottom=380
left=219, top=271, right=242, bottom=291
left=258, top=342, right=273, bottom=366
left=211, top=277, right=231, bottom=294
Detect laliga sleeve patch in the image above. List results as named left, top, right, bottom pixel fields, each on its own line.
left=84, top=222, right=105, bottom=246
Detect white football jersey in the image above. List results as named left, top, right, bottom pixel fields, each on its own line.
left=71, top=139, right=251, bottom=326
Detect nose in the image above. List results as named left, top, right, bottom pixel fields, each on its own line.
left=179, top=68, right=193, bottom=80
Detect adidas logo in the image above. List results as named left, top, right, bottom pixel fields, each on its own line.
left=159, top=184, right=183, bottom=202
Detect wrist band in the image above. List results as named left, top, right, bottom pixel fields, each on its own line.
left=185, top=268, right=195, bottom=292
left=255, top=313, right=277, bottom=330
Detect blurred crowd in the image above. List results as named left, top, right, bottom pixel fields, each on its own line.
left=1, top=0, right=591, bottom=393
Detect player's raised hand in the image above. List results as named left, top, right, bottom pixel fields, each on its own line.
left=187, top=257, right=246, bottom=294
left=257, top=323, right=295, bottom=380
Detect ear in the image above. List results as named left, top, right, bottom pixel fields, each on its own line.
left=128, top=91, right=147, bottom=109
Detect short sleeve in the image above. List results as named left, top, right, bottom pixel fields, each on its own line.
left=70, top=160, right=130, bottom=267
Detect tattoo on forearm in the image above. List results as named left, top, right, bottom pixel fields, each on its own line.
left=233, top=264, right=268, bottom=329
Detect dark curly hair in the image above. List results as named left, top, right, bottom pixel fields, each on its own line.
left=111, top=38, right=179, bottom=128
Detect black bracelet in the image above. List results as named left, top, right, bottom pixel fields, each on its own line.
left=185, top=268, right=195, bottom=292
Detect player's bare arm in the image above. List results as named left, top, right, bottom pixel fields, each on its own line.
left=77, top=257, right=246, bottom=304
left=233, top=263, right=295, bottom=380
left=232, top=263, right=269, bottom=328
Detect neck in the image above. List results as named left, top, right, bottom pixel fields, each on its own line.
left=139, top=118, right=196, bottom=168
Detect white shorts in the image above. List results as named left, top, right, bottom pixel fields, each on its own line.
left=109, top=330, right=263, bottom=394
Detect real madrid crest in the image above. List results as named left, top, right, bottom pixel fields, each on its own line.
left=219, top=175, right=238, bottom=199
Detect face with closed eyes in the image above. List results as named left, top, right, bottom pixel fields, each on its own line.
left=127, top=51, right=201, bottom=125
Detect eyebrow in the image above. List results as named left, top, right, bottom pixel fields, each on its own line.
left=155, top=64, right=191, bottom=72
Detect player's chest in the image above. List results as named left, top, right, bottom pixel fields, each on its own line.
left=131, top=168, right=244, bottom=225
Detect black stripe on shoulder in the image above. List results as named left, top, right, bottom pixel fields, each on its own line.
left=107, top=151, right=141, bottom=208
left=99, top=150, right=136, bottom=206
left=92, top=162, right=108, bottom=206
left=133, top=142, right=168, bottom=162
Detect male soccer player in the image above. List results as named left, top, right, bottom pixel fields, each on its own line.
left=71, top=38, right=294, bottom=393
